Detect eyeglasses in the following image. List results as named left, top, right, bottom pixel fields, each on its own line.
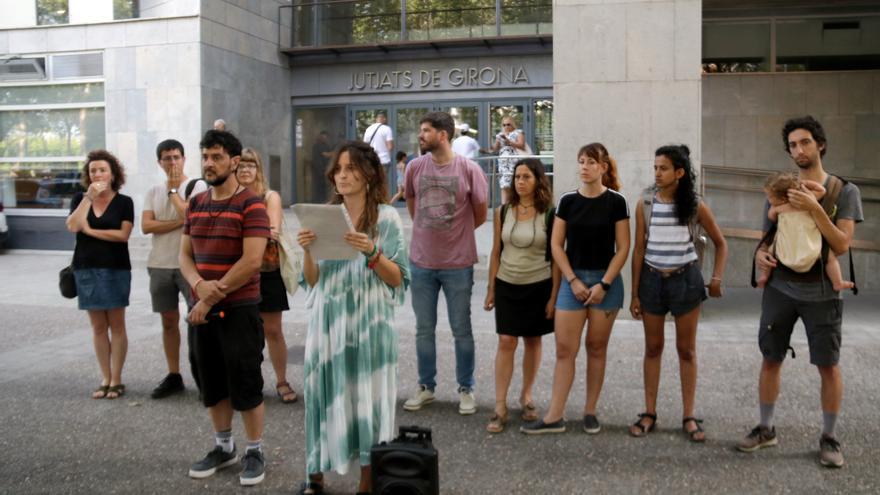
left=238, top=162, right=258, bottom=170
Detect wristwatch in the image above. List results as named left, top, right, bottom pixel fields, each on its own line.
left=599, top=280, right=612, bottom=291
left=167, top=188, right=178, bottom=196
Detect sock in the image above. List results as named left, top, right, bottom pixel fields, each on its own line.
left=215, top=430, right=234, bottom=453
left=759, top=402, right=775, bottom=429
left=246, top=439, right=262, bottom=454
left=822, top=412, right=838, bottom=438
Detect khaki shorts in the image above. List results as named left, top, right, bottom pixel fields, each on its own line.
left=148, top=267, right=192, bottom=313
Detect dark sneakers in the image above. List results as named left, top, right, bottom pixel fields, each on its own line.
left=520, top=418, right=566, bottom=435
left=239, top=450, right=266, bottom=486
left=819, top=435, right=844, bottom=468
left=188, top=446, right=238, bottom=479
left=583, top=415, right=601, bottom=434
left=151, top=373, right=184, bottom=399
left=737, top=425, right=778, bottom=452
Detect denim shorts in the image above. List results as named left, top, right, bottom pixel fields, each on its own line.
left=74, top=268, right=131, bottom=310
left=556, top=269, right=624, bottom=311
left=637, top=262, right=706, bottom=316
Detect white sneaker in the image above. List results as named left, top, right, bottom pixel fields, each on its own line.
left=458, top=388, right=477, bottom=415
left=403, top=385, right=435, bottom=411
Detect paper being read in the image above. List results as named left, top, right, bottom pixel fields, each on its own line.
left=291, top=204, right=359, bottom=260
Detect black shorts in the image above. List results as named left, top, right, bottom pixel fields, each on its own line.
left=258, top=269, right=290, bottom=313
left=758, top=285, right=842, bottom=366
left=189, top=305, right=265, bottom=410
left=638, top=262, right=707, bottom=317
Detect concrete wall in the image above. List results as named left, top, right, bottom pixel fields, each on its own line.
left=553, top=0, right=703, bottom=303
left=200, top=0, right=293, bottom=203
left=702, top=71, right=880, bottom=289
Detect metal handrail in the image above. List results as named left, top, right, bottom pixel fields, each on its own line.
left=472, top=154, right=554, bottom=208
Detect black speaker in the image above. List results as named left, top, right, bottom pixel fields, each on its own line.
left=371, top=425, right=439, bottom=495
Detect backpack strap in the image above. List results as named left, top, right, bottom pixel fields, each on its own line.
left=822, top=175, right=857, bottom=294
left=640, top=187, right=655, bottom=241
left=184, top=178, right=204, bottom=200
left=499, top=203, right=510, bottom=253
left=544, top=206, right=555, bottom=262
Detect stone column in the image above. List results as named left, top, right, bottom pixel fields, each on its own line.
left=553, top=0, right=702, bottom=312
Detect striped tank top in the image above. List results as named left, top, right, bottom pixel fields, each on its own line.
left=644, top=198, right=698, bottom=269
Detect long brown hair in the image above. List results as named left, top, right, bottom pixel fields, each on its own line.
left=239, top=147, right=269, bottom=197
left=510, top=158, right=553, bottom=213
left=326, top=141, right=387, bottom=235
left=578, top=142, right=621, bottom=191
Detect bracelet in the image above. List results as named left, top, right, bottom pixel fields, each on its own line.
left=567, top=275, right=577, bottom=283
left=193, top=278, right=204, bottom=291
left=363, top=244, right=378, bottom=259
left=711, top=276, right=722, bottom=282
left=367, top=248, right=383, bottom=269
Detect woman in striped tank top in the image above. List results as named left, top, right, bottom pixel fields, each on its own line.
left=629, top=144, right=728, bottom=442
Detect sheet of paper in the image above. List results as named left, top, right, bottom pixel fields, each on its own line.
left=291, top=203, right=358, bottom=260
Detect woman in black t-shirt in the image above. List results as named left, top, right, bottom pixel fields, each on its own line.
left=66, top=150, right=134, bottom=400
left=521, top=143, right=630, bottom=435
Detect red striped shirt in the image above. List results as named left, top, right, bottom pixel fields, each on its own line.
left=184, top=187, right=270, bottom=307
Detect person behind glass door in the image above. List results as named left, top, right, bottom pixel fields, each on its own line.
left=65, top=150, right=134, bottom=400
left=389, top=151, right=408, bottom=204
left=489, top=116, right=527, bottom=205
left=363, top=112, right=394, bottom=195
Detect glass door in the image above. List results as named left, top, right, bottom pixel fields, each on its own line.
left=488, top=101, right=528, bottom=207
left=294, top=106, right=347, bottom=204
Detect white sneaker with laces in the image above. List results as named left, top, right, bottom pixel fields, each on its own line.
left=458, top=388, right=476, bottom=415
left=403, top=385, right=435, bottom=411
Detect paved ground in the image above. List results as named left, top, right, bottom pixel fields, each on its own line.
left=1, top=211, right=878, bottom=494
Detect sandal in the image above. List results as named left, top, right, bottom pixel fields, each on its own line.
left=92, top=385, right=110, bottom=399
left=106, top=384, right=125, bottom=400
left=486, top=410, right=508, bottom=434
left=682, top=417, right=706, bottom=443
left=276, top=381, right=298, bottom=404
left=520, top=401, right=539, bottom=422
left=629, top=412, right=658, bottom=437
left=297, top=481, right=324, bottom=494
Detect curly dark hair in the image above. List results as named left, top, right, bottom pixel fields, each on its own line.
left=655, top=144, right=697, bottom=225
left=81, top=149, right=126, bottom=191
left=199, top=129, right=243, bottom=158
left=326, top=141, right=388, bottom=235
left=782, top=115, right=826, bottom=157
left=509, top=158, right=553, bottom=214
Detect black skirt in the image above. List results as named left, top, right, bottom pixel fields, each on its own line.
left=258, top=269, right=290, bottom=312
left=494, top=277, right=554, bottom=337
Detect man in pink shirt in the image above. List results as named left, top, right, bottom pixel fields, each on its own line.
left=402, top=111, right=489, bottom=415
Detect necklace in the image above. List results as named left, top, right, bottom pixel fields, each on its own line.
left=208, top=185, right=241, bottom=218
left=509, top=208, right=537, bottom=249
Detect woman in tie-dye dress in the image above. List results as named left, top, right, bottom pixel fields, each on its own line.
left=296, top=141, right=410, bottom=495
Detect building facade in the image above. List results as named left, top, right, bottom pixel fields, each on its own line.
left=0, top=0, right=877, bottom=288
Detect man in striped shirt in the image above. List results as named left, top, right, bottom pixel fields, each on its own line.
left=180, top=130, right=271, bottom=486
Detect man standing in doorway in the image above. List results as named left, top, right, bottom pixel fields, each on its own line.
left=181, top=130, right=271, bottom=486
left=403, top=111, right=488, bottom=415
left=363, top=111, right=394, bottom=193
left=142, top=139, right=207, bottom=399
left=738, top=116, right=863, bottom=468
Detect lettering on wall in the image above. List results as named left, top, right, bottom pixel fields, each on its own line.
left=348, top=66, right=529, bottom=91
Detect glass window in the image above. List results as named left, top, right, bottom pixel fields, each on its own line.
left=406, top=0, right=495, bottom=41
left=776, top=17, right=880, bottom=72
left=501, top=0, right=552, bottom=36
left=0, top=161, right=83, bottom=209
left=36, top=0, right=69, bottom=26
left=0, top=108, right=105, bottom=158
left=0, top=83, right=104, bottom=106
left=294, top=106, right=346, bottom=203
left=113, top=0, right=139, bottom=20
left=702, top=21, right=771, bottom=73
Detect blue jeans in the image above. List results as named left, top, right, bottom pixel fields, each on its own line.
left=410, top=264, right=475, bottom=391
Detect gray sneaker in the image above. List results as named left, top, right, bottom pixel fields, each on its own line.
left=819, top=435, right=844, bottom=468
left=188, top=446, right=238, bottom=479
left=737, top=425, right=778, bottom=452
left=239, top=449, right=266, bottom=486
left=403, top=385, right=435, bottom=411
left=458, top=388, right=477, bottom=415
left=583, top=414, right=601, bottom=434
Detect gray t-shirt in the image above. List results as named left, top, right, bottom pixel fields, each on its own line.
left=763, top=177, right=863, bottom=301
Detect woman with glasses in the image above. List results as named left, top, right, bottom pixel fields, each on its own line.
left=236, top=147, right=297, bottom=404
left=490, top=116, right=527, bottom=204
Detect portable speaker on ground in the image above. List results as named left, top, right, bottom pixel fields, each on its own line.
left=371, top=425, right=439, bottom=495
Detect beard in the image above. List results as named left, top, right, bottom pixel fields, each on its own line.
left=205, top=169, right=232, bottom=186
left=419, top=139, right=436, bottom=155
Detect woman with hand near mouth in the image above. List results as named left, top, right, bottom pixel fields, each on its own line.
left=66, top=150, right=134, bottom=400
left=296, top=141, right=409, bottom=495
left=236, top=147, right=297, bottom=404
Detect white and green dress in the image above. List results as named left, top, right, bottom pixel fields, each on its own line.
left=301, top=204, right=410, bottom=475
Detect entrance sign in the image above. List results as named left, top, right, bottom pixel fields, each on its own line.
left=348, top=66, right=530, bottom=91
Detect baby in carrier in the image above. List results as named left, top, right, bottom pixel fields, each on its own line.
left=757, top=172, right=854, bottom=291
